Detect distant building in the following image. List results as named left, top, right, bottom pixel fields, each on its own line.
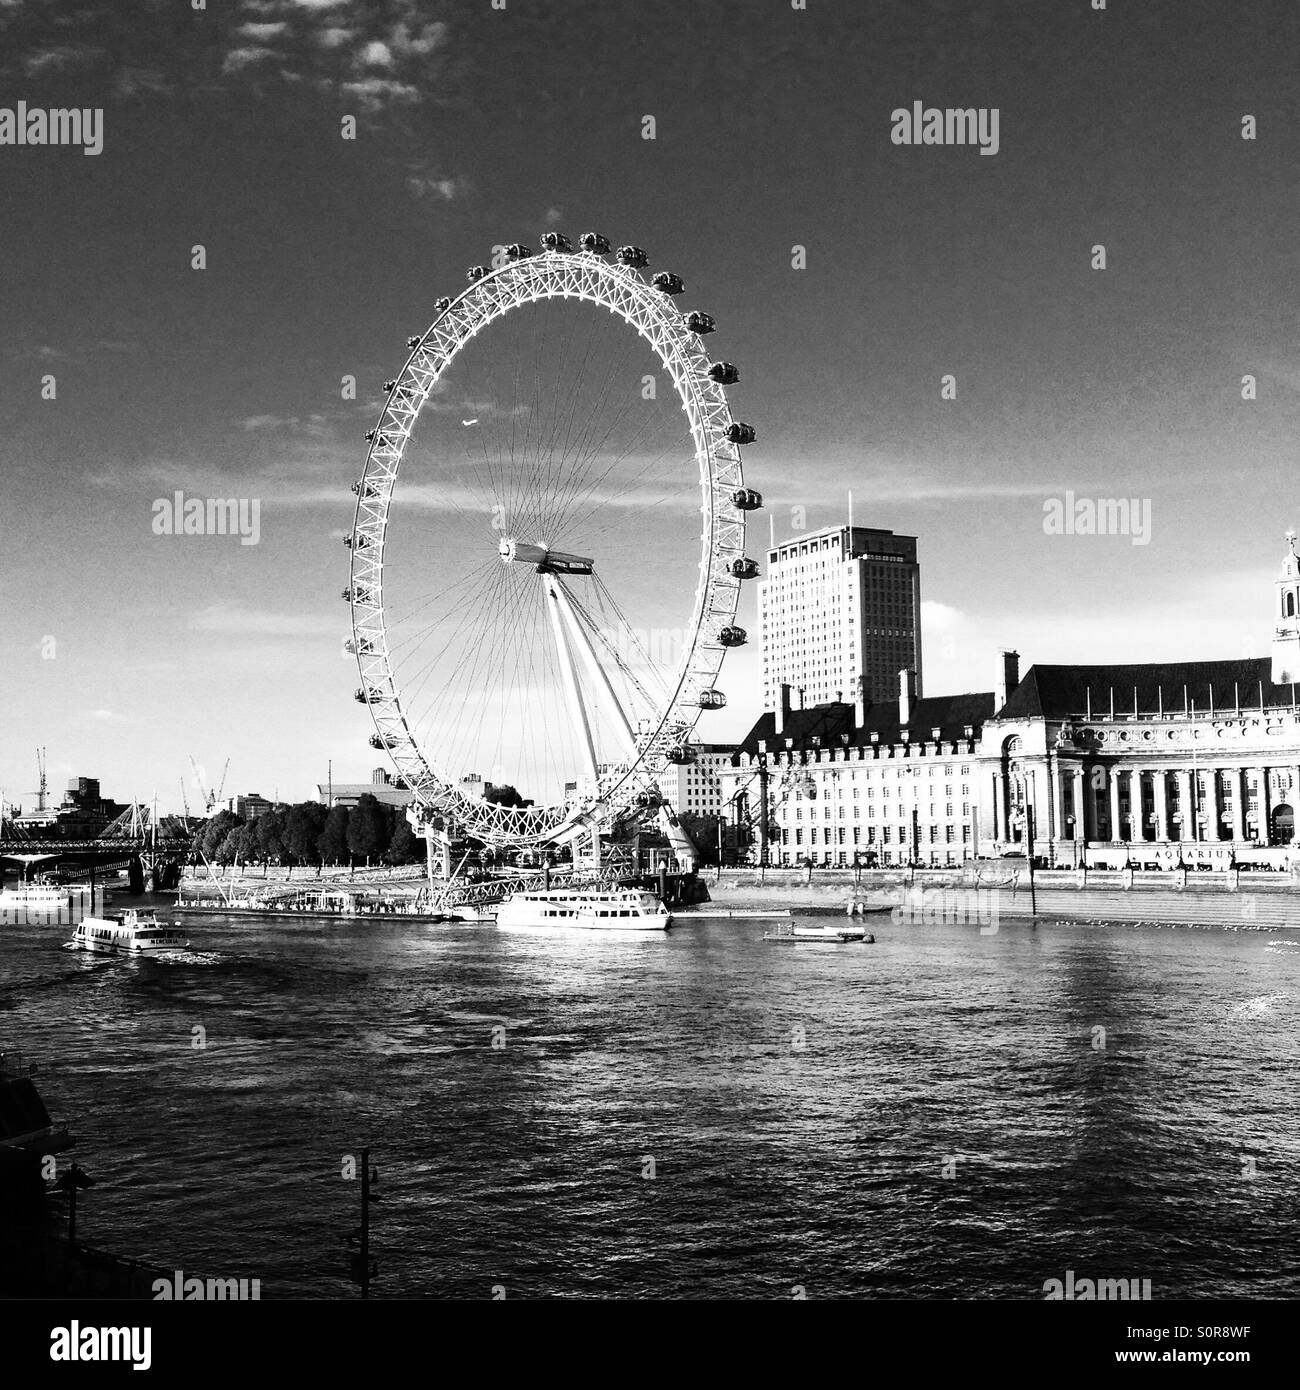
left=233, top=793, right=273, bottom=821
left=315, top=767, right=414, bottom=811
left=458, top=772, right=520, bottom=802
left=666, top=742, right=735, bottom=819
left=720, top=672, right=990, bottom=868
left=758, top=522, right=922, bottom=710
left=10, top=776, right=127, bottom=838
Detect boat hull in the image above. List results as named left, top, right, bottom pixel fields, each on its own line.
left=764, top=925, right=874, bottom=943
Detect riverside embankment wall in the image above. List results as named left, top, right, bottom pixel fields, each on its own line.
left=703, top=868, right=1300, bottom=928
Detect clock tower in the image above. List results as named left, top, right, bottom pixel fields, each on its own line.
left=1272, top=528, right=1300, bottom=684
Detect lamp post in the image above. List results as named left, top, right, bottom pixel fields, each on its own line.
left=756, top=742, right=770, bottom=875
left=903, top=763, right=922, bottom=879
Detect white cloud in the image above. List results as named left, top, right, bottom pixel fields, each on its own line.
left=360, top=40, right=394, bottom=68
left=388, top=20, right=446, bottom=58
left=23, top=45, right=101, bottom=77
left=406, top=173, right=466, bottom=201
left=112, top=66, right=171, bottom=99
left=223, top=47, right=278, bottom=74
left=341, top=77, right=420, bottom=110
left=237, top=22, right=288, bottom=40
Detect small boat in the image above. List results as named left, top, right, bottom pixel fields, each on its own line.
left=66, top=909, right=189, bottom=955
left=763, top=920, right=874, bottom=943
left=494, top=888, right=671, bottom=931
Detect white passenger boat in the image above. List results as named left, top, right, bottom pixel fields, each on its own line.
left=66, top=909, right=190, bottom=954
left=0, top=883, right=67, bottom=911
left=0, top=878, right=103, bottom=925
left=494, top=888, right=671, bottom=931
left=763, top=920, right=874, bottom=943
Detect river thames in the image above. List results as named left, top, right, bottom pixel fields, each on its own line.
left=4, top=902, right=1298, bottom=1299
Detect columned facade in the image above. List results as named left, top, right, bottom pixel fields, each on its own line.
left=978, top=655, right=1300, bottom=869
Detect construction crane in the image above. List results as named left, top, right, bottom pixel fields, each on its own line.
left=35, top=747, right=47, bottom=813
left=188, top=755, right=231, bottom=816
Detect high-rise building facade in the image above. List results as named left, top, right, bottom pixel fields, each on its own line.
left=757, top=523, right=922, bottom=710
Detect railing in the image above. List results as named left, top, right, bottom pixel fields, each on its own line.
left=427, top=866, right=613, bottom=908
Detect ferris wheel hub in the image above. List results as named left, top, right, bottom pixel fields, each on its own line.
left=498, top=537, right=595, bottom=575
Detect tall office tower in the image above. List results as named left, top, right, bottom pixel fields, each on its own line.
left=757, top=523, right=922, bottom=710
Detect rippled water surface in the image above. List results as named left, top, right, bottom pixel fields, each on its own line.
left=4, top=902, right=1298, bottom=1299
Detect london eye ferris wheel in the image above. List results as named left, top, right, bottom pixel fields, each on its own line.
left=344, top=232, right=763, bottom=861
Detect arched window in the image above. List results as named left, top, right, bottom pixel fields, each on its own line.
left=1287, top=592, right=1296, bottom=619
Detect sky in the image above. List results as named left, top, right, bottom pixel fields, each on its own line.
left=1, top=0, right=1298, bottom=813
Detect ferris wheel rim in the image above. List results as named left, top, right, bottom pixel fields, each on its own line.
left=346, top=244, right=750, bottom=847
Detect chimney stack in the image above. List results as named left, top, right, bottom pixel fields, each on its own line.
left=899, top=668, right=917, bottom=726
left=775, top=681, right=791, bottom=736
left=996, top=649, right=1020, bottom=712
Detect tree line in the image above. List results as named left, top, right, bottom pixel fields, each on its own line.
left=192, top=795, right=421, bottom=874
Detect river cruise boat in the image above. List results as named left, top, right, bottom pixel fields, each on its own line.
left=0, top=879, right=103, bottom=925
left=763, top=920, right=874, bottom=943
left=0, top=882, right=67, bottom=911
left=66, top=909, right=189, bottom=955
left=494, top=888, right=671, bottom=931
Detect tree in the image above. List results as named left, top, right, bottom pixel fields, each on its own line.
left=226, top=822, right=258, bottom=870
left=318, top=804, right=350, bottom=867
left=484, top=784, right=525, bottom=808
left=201, top=809, right=241, bottom=861
left=285, top=802, right=328, bottom=871
left=215, top=825, right=245, bottom=866
left=255, top=807, right=288, bottom=876
left=384, top=813, right=421, bottom=866
left=347, top=793, right=388, bottom=868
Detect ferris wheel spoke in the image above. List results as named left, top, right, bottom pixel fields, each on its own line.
left=570, top=474, right=693, bottom=552
left=550, top=421, right=682, bottom=548
left=585, top=572, right=673, bottom=711
left=527, top=305, right=608, bottom=536
left=384, top=554, right=499, bottom=629
left=414, top=576, right=517, bottom=779
left=392, top=572, right=516, bottom=756
left=540, top=348, right=645, bottom=539
left=386, top=557, right=504, bottom=676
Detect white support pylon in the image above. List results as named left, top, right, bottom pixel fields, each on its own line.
left=545, top=578, right=600, bottom=785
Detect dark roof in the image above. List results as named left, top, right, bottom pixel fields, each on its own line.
left=736, top=692, right=996, bottom=757
left=998, top=658, right=1298, bottom=721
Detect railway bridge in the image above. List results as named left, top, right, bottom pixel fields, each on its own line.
left=0, top=804, right=194, bottom=892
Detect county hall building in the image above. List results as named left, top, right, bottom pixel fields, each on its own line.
left=721, top=532, right=1300, bottom=870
